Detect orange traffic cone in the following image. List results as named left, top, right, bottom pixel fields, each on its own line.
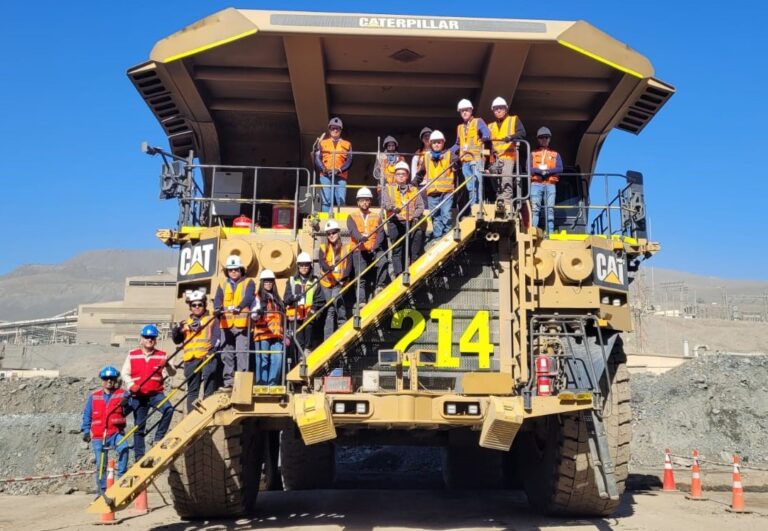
left=97, top=459, right=117, bottom=525
left=134, top=488, right=149, bottom=514
left=726, top=454, right=750, bottom=513
left=685, top=449, right=706, bottom=500
left=662, top=448, right=676, bottom=492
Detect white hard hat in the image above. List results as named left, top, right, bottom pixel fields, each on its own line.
left=537, top=126, right=552, bottom=137
left=259, top=269, right=276, bottom=280
left=394, top=161, right=411, bottom=174
left=297, top=252, right=312, bottom=264
left=457, top=99, right=473, bottom=111
left=224, top=255, right=243, bottom=270
left=429, top=130, right=445, bottom=142
left=185, top=289, right=207, bottom=303
left=356, top=187, right=373, bottom=199
left=491, top=96, right=508, bottom=108
left=324, top=219, right=341, bottom=233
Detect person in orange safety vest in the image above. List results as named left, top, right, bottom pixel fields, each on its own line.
left=416, top=130, right=456, bottom=240
left=171, top=289, right=220, bottom=410
left=488, top=96, right=526, bottom=208
left=347, top=187, right=386, bottom=304
left=374, top=135, right=406, bottom=187
left=250, top=269, right=285, bottom=385
left=530, top=126, right=563, bottom=234
left=314, top=117, right=353, bottom=212
left=213, top=254, right=255, bottom=389
left=382, top=161, right=425, bottom=277
left=318, top=219, right=354, bottom=340
left=452, top=98, right=491, bottom=207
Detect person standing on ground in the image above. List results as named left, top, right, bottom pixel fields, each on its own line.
left=213, top=255, right=255, bottom=390
left=530, top=126, right=563, bottom=235
left=251, top=269, right=285, bottom=386
left=488, top=96, right=526, bottom=208
left=382, top=161, right=425, bottom=277
left=315, top=117, right=353, bottom=212
left=348, top=187, right=386, bottom=305
left=81, top=366, right=129, bottom=492
left=418, top=130, right=455, bottom=241
left=121, top=324, right=176, bottom=461
left=171, top=289, right=220, bottom=410
left=453, top=98, right=491, bottom=208
left=318, top=220, right=354, bottom=340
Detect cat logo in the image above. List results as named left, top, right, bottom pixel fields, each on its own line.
left=592, top=248, right=628, bottom=289
left=178, top=239, right=217, bottom=281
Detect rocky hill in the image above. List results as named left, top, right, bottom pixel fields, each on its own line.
left=0, top=249, right=175, bottom=321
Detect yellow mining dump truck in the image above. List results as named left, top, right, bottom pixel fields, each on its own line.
left=88, top=8, right=673, bottom=518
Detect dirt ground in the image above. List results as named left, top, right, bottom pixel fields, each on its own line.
left=0, top=487, right=766, bottom=531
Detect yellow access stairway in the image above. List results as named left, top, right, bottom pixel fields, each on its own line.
left=86, top=392, right=233, bottom=514
left=287, top=215, right=477, bottom=382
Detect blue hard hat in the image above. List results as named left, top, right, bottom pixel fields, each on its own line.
left=140, top=324, right=159, bottom=338
left=99, top=366, right=120, bottom=379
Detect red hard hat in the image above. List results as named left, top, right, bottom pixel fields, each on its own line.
left=233, top=215, right=252, bottom=228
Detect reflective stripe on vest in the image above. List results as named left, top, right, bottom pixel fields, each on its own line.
left=220, top=278, right=252, bottom=329
left=422, top=152, right=454, bottom=195
left=350, top=211, right=381, bottom=251
left=320, top=138, right=352, bottom=178
left=182, top=317, right=214, bottom=362
left=379, top=154, right=406, bottom=185
left=385, top=185, right=419, bottom=220
left=252, top=297, right=284, bottom=341
left=90, top=388, right=127, bottom=439
left=532, top=148, right=560, bottom=184
left=489, top=115, right=518, bottom=160
left=286, top=276, right=315, bottom=321
left=319, top=242, right=353, bottom=288
left=457, top=118, right=482, bottom=162
left=128, top=348, right=166, bottom=395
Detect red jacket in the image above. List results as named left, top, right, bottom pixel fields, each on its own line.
left=90, top=388, right=127, bottom=438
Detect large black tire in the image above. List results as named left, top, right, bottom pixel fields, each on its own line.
left=168, top=420, right=264, bottom=519
left=280, top=428, right=336, bottom=490
left=442, top=444, right=505, bottom=489
left=518, top=343, right=631, bottom=516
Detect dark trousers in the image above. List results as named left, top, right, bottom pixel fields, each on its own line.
left=387, top=218, right=425, bottom=277
left=184, top=355, right=219, bottom=411
left=321, top=285, right=347, bottom=340
left=354, top=249, right=387, bottom=303
left=127, top=393, right=174, bottom=461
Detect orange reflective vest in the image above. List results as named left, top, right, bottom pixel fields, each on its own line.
left=219, top=278, right=253, bottom=329
left=286, top=276, right=316, bottom=321
left=422, top=152, right=454, bottom=195
left=378, top=154, right=406, bottom=185
left=489, top=115, right=519, bottom=160
left=319, top=138, right=352, bottom=178
left=252, top=296, right=284, bottom=342
left=457, top=118, right=483, bottom=162
left=531, top=148, right=560, bottom=184
left=385, top=184, right=420, bottom=221
left=349, top=210, right=381, bottom=251
left=319, top=242, right=353, bottom=288
left=128, top=348, right=167, bottom=396
left=181, top=317, right=214, bottom=362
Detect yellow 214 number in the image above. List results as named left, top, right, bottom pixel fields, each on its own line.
left=390, top=309, right=493, bottom=369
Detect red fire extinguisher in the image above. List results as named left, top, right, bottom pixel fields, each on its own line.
left=535, top=355, right=553, bottom=396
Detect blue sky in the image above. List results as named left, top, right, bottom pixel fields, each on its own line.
left=2, top=1, right=766, bottom=279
